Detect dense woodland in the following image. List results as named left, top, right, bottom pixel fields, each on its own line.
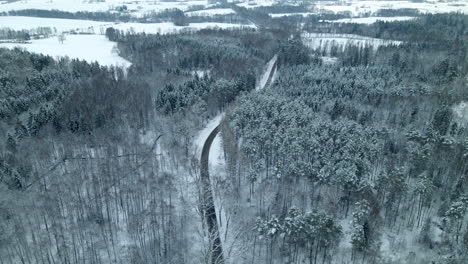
left=222, top=12, right=468, bottom=264
left=0, top=5, right=467, bottom=264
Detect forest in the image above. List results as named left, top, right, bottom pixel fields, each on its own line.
left=0, top=5, right=467, bottom=264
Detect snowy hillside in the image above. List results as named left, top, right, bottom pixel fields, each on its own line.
left=328, top=16, right=416, bottom=24
left=318, top=0, right=468, bottom=15
left=301, top=32, right=402, bottom=53
left=0, top=16, right=114, bottom=33
left=185, top=8, right=236, bottom=17
left=0, top=34, right=131, bottom=68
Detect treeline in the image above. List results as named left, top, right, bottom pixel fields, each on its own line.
left=376, top=8, right=421, bottom=17
left=0, top=27, right=61, bottom=41
left=0, top=28, right=32, bottom=41
left=220, top=13, right=468, bottom=263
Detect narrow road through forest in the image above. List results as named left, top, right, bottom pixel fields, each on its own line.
left=198, top=54, right=278, bottom=264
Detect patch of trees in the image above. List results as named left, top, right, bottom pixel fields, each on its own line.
left=376, top=8, right=421, bottom=17
left=107, top=28, right=276, bottom=115
left=0, top=28, right=31, bottom=41
left=0, top=48, right=151, bottom=188
left=0, top=27, right=58, bottom=41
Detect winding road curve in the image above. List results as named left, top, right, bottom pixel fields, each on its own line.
left=199, top=54, right=278, bottom=264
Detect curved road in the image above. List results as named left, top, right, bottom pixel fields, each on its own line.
left=199, top=55, right=277, bottom=264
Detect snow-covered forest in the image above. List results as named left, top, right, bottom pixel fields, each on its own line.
left=0, top=1, right=467, bottom=264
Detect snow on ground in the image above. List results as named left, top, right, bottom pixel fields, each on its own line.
left=0, top=0, right=208, bottom=16
left=102, top=22, right=256, bottom=35
left=453, top=101, right=468, bottom=128
left=185, top=8, right=236, bottom=17
left=256, top=54, right=277, bottom=91
left=0, top=16, right=115, bottom=33
left=269, top=12, right=316, bottom=18
left=328, top=16, right=416, bottom=24
left=321, top=56, right=338, bottom=65
left=184, top=22, right=256, bottom=30
left=0, top=15, right=256, bottom=36
left=193, top=113, right=224, bottom=163
left=317, top=0, right=468, bottom=16
left=0, top=34, right=131, bottom=68
left=236, top=0, right=277, bottom=9
left=301, top=32, right=402, bottom=53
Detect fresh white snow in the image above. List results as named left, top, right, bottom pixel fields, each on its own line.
left=185, top=8, right=236, bottom=17
left=321, top=56, right=339, bottom=65
left=453, top=101, right=468, bottom=128
left=318, top=0, right=468, bottom=16
left=236, top=0, right=277, bottom=9
left=328, top=16, right=416, bottom=24
left=256, top=54, right=278, bottom=91
left=193, top=113, right=224, bottom=166
left=0, top=34, right=131, bottom=68
left=269, top=12, right=316, bottom=18
left=301, top=32, right=402, bottom=53
left=0, top=16, right=114, bottom=33
left=0, top=15, right=256, bottom=36
left=104, top=22, right=256, bottom=35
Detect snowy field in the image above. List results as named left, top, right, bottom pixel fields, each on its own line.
left=0, top=34, right=131, bottom=68
left=235, top=0, right=277, bottom=9
left=185, top=8, right=236, bottom=17
left=0, top=14, right=255, bottom=68
left=100, top=22, right=255, bottom=34
left=269, top=12, right=316, bottom=18
left=327, top=16, right=416, bottom=24
left=301, top=32, right=402, bottom=53
left=0, top=0, right=208, bottom=16
left=0, top=16, right=255, bottom=35
left=0, top=16, right=115, bottom=33
left=318, top=0, right=468, bottom=15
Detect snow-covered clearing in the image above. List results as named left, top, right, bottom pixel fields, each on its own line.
left=107, top=22, right=256, bottom=34
left=453, top=101, right=468, bottom=128
left=301, top=32, right=402, bottom=53
left=322, top=56, right=338, bottom=65
left=0, top=15, right=256, bottom=36
left=318, top=0, right=468, bottom=16
left=0, top=16, right=114, bottom=33
left=235, top=0, right=277, bottom=9
left=0, top=34, right=131, bottom=68
left=269, top=12, right=316, bottom=18
left=185, top=8, right=236, bottom=17
left=328, top=16, right=416, bottom=24
left=0, top=0, right=209, bottom=16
